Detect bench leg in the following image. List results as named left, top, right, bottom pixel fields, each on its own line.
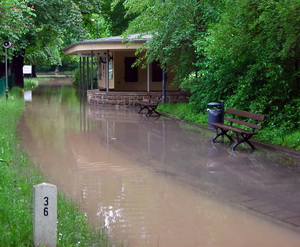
left=232, top=133, right=255, bottom=151
left=138, top=105, right=147, bottom=114
left=146, top=105, right=160, bottom=117
left=212, top=128, right=234, bottom=143
left=146, top=108, right=152, bottom=117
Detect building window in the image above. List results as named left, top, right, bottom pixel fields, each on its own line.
left=152, top=61, right=163, bottom=82
left=124, top=57, right=138, bottom=82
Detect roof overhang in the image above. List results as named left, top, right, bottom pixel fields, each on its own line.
left=63, top=34, right=152, bottom=56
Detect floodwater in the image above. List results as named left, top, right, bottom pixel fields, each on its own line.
left=20, top=79, right=300, bottom=246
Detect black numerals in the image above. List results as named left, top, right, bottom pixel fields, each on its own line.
left=44, top=196, right=49, bottom=216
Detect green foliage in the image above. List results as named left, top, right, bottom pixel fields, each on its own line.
left=35, top=55, right=79, bottom=73
left=157, top=103, right=207, bottom=125
left=0, top=0, right=35, bottom=60
left=0, top=92, right=36, bottom=246
left=120, top=0, right=299, bottom=139
left=258, top=127, right=300, bottom=150
left=24, top=0, right=85, bottom=66
left=187, top=0, right=300, bottom=132
left=103, top=0, right=135, bottom=36
left=118, top=0, right=221, bottom=83
left=1, top=0, right=131, bottom=74
left=82, top=13, right=111, bottom=40
left=24, top=78, right=38, bottom=90
left=73, top=68, right=81, bottom=87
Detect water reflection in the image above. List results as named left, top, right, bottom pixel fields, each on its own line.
left=20, top=84, right=300, bottom=246
left=87, top=105, right=300, bottom=215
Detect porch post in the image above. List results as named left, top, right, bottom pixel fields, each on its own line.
left=91, top=51, right=94, bottom=90
left=82, top=57, right=86, bottom=91
left=147, top=63, right=150, bottom=92
left=85, top=57, right=88, bottom=91
left=79, top=57, right=82, bottom=90
left=105, top=50, right=109, bottom=92
left=82, top=57, right=85, bottom=91
left=87, top=56, right=89, bottom=91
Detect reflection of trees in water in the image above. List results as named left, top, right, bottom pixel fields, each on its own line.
left=24, top=87, right=83, bottom=153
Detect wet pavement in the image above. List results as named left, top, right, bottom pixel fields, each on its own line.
left=20, top=79, right=300, bottom=246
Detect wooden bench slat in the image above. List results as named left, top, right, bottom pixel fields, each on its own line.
left=224, top=117, right=263, bottom=130
left=226, top=108, right=266, bottom=122
left=138, top=102, right=158, bottom=106
left=208, top=122, right=257, bottom=135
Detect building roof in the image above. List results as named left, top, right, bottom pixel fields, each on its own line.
left=63, top=33, right=152, bottom=56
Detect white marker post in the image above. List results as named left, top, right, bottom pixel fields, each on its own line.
left=33, top=183, right=57, bottom=247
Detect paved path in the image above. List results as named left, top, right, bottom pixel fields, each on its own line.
left=187, top=139, right=300, bottom=233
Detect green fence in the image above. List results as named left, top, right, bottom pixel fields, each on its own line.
left=0, top=75, right=15, bottom=96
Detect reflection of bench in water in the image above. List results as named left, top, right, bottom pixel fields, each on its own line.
left=137, top=93, right=161, bottom=116
left=208, top=108, right=266, bottom=150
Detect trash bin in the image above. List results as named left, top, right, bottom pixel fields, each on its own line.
left=207, top=101, right=224, bottom=129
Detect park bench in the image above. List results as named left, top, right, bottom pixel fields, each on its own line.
left=137, top=93, right=161, bottom=116
left=208, top=108, right=266, bottom=150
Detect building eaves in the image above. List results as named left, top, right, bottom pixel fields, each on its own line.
left=62, top=33, right=152, bottom=52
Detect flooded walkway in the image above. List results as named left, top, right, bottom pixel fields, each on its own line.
left=20, top=79, right=300, bottom=246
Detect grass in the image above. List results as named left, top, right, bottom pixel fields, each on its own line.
left=23, top=79, right=38, bottom=90
left=157, top=103, right=300, bottom=150
left=157, top=103, right=207, bottom=125
left=0, top=84, right=110, bottom=246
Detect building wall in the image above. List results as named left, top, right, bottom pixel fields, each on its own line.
left=114, top=51, right=146, bottom=91
left=87, top=90, right=188, bottom=106
left=98, top=51, right=178, bottom=91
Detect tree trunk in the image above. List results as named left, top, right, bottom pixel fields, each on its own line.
left=55, top=65, right=60, bottom=73
left=12, top=54, right=25, bottom=88
left=0, top=63, right=4, bottom=78
left=32, top=65, right=37, bottom=78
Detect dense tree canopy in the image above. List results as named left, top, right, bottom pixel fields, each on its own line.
left=24, top=0, right=85, bottom=69
left=1, top=0, right=85, bottom=86
left=120, top=0, right=299, bottom=130
left=0, top=0, right=34, bottom=60
left=116, top=0, right=221, bottom=83
left=192, top=0, right=300, bottom=129
left=0, top=0, right=130, bottom=86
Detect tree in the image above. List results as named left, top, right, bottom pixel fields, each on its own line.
left=191, top=0, right=300, bottom=129
left=1, top=0, right=133, bottom=87
left=120, top=0, right=299, bottom=131
left=0, top=0, right=34, bottom=77
left=103, top=0, right=135, bottom=36
left=0, top=0, right=86, bottom=87
left=116, top=0, right=220, bottom=84
left=22, top=0, right=87, bottom=85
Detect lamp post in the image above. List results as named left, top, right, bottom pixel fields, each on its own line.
left=3, top=41, right=11, bottom=100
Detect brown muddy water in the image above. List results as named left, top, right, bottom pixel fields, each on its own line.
left=20, top=80, right=300, bottom=246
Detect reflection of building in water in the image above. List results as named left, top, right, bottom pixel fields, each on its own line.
left=86, top=104, right=167, bottom=164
